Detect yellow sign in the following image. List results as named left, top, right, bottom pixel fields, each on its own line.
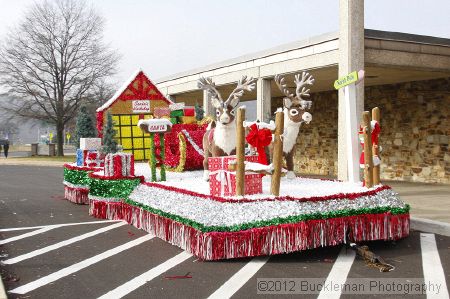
left=49, top=132, right=53, bottom=142
left=334, top=71, right=359, bottom=90
left=66, top=133, right=71, bottom=141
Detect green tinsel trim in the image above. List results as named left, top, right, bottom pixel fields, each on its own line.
left=123, top=198, right=410, bottom=233
left=64, top=168, right=90, bottom=186
left=89, top=177, right=141, bottom=199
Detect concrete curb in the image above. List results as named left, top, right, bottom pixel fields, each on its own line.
left=0, top=277, right=7, bottom=299
left=0, top=160, right=66, bottom=167
left=411, top=217, right=450, bottom=237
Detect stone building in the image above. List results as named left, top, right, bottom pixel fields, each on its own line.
left=155, top=30, right=450, bottom=184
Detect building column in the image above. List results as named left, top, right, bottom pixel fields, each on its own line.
left=203, top=90, right=215, bottom=117
left=338, top=0, right=364, bottom=181
left=256, top=78, right=272, bottom=122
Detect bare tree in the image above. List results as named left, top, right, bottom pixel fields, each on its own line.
left=0, top=0, right=119, bottom=156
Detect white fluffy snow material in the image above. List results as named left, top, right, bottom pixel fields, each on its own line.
left=134, top=163, right=373, bottom=200
left=243, top=120, right=276, bottom=130
left=244, top=161, right=274, bottom=172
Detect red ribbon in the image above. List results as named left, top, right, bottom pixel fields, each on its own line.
left=245, top=124, right=272, bottom=165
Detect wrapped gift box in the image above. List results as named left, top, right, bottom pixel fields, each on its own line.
left=180, top=116, right=197, bottom=124
left=209, top=155, right=262, bottom=197
left=80, top=138, right=102, bottom=150
left=208, top=155, right=258, bottom=172
left=85, top=151, right=105, bottom=167
left=76, top=149, right=87, bottom=166
left=169, top=102, right=185, bottom=111
left=170, top=110, right=184, bottom=117
left=154, top=107, right=171, bottom=118
left=104, top=153, right=135, bottom=177
left=183, top=107, right=195, bottom=117
left=76, top=149, right=104, bottom=167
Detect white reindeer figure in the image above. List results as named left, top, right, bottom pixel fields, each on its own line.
left=273, top=72, right=315, bottom=179
left=198, top=76, right=256, bottom=181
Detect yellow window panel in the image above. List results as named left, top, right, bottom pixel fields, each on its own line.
left=121, top=126, right=132, bottom=137
left=144, top=137, right=151, bottom=148
left=123, top=149, right=133, bottom=154
left=134, top=150, right=144, bottom=161
left=112, top=115, right=120, bottom=124
left=133, top=138, right=144, bottom=148
left=133, top=126, right=143, bottom=137
left=144, top=150, right=150, bottom=160
left=131, top=115, right=139, bottom=124
left=115, top=129, right=121, bottom=138
left=121, top=138, right=133, bottom=149
left=144, top=114, right=153, bottom=119
left=120, top=115, right=131, bottom=125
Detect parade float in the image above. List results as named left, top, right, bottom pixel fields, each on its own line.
left=63, top=71, right=410, bottom=260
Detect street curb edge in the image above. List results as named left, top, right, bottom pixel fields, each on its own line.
left=410, top=217, right=450, bottom=237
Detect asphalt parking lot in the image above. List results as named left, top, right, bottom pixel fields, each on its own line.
left=1, top=165, right=449, bottom=299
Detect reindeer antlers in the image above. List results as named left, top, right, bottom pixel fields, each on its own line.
left=225, top=75, right=257, bottom=106
left=274, top=74, right=295, bottom=100
left=275, top=72, right=315, bottom=109
left=197, top=77, right=223, bottom=102
left=294, top=72, right=315, bottom=99
left=198, top=76, right=256, bottom=109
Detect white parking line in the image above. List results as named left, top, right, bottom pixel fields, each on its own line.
left=317, top=247, right=356, bottom=299
left=0, top=220, right=121, bottom=232
left=9, top=234, right=154, bottom=295
left=2, top=222, right=127, bottom=265
left=207, top=256, right=269, bottom=299
left=420, top=233, right=449, bottom=299
left=97, top=251, right=193, bottom=299
left=0, top=227, right=55, bottom=245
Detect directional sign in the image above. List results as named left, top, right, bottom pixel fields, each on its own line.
left=49, top=132, right=53, bottom=143
left=334, top=71, right=362, bottom=90
left=66, top=133, right=71, bottom=142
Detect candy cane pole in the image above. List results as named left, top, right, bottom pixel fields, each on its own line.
left=372, top=107, right=381, bottom=185
left=362, top=111, right=374, bottom=188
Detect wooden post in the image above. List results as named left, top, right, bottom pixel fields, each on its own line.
left=149, top=133, right=157, bottom=182
left=271, top=110, right=284, bottom=196
left=362, top=111, right=373, bottom=188
left=372, top=107, right=381, bottom=185
left=235, top=107, right=246, bottom=196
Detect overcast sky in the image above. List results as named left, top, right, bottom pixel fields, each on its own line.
left=1, top=0, right=449, bottom=85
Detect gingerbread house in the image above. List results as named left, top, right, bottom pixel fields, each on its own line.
left=96, top=70, right=172, bottom=160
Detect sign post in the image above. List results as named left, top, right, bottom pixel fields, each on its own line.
left=334, top=70, right=364, bottom=183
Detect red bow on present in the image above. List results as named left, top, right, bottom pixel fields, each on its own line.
left=246, top=123, right=272, bottom=165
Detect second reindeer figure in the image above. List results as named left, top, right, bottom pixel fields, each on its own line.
left=198, top=76, right=256, bottom=181
left=273, top=72, right=315, bottom=179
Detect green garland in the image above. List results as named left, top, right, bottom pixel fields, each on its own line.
left=64, top=168, right=91, bottom=186
left=124, top=198, right=410, bottom=233
left=149, top=133, right=157, bottom=182
left=159, top=132, right=166, bottom=181
left=89, top=177, right=141, bottom=199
